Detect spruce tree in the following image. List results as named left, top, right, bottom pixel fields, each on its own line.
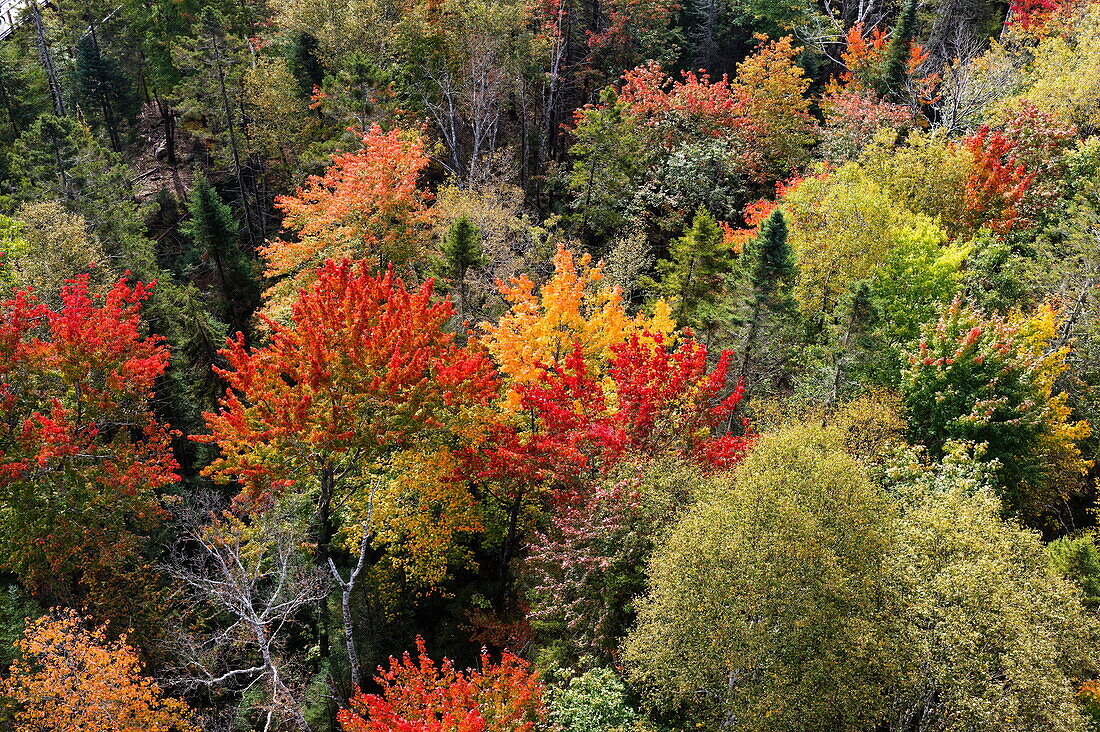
left=73, top=33, right=134, bottom=151
left=643, top=206, right=737, bottom=343
left=739, top=208, right=795, bottom=382
left=879, top=0, right=919, bottom=102
left=287, top=31, right=325, bottom=99
left=441, top=215, right=485, bottom=317
left=181, top=172, right=257, bottom=333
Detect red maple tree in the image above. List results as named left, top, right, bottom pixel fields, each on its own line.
left=0, top=276, right=178, bottom=625
left=338, top=638, right=546, bottom=732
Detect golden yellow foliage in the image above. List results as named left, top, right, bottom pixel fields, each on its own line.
left=479, top=244, right=673, bottom=408
left=0, top=610, right=197, bottom=732
left=347, top=449, right=483, bottom=588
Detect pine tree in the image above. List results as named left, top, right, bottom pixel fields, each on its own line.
left=879, top=0, right=918, bottom=102
left=73, top=33, right=134, bottom=151
left=738, top=208, right=795, bottom=382
left=181, top=172, right=257, bottom=333
left=643, top=207, right=736, bottom=343
left=287, top=31, right=325, bottom=99
left=441, top=215, right=484, bottom=318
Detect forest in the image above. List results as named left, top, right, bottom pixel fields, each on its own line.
left=1, top=0, right=1100, bottom=728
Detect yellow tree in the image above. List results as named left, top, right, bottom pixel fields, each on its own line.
left=732, top=35, right=817, bottom=178
left=479, top=244, right=673, bottom=408
left=0, top=611, right=197, bottom=732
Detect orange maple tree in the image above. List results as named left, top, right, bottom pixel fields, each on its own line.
left=260, top=126, right=434, bottom=315
left=0, top=610, right=197, bottom=732
left=200, top=258, right=498, bottom=507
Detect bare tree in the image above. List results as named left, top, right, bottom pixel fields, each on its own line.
left=168, top=497, right=329, bottom=732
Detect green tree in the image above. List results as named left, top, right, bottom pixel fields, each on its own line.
left=623, top=425, right=903, bottom=730
left=879, top=0, right=918, bottom=102
left=1049, top=532, right=1100, bottom=609
left=883, top=457, right=1100, bottom=732
left=567, top=95, right=653, bottom=242
left=545, top=667, right=639, bottom=732
left=737, top=207, right=796, bottom=383
left=441, top=215, right=484, bottom=319
left=181, top=172, right=257, bottom=333
left=642, top=207, right=736, bottom=343
left=901, top=299, right=1092, bottom=518
left=73, top=33, right=135, bottom=151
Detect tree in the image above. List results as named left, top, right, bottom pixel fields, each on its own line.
left=73, top=33, right=135, bottom=151
left=622, top=425, right=903, bottom=730
left=337, top=637, right=546, bottom=732
left=199, top=260, right=498, bottom=687
left=642, top=207, right=736, bottom=343
left=0, top=277, right=178, bottom=629
left=731, top=35, right=816, bottom=178
left=441, top=215, right=485, bottom=319
left=170, top=503, right=329, bottom=732
left=881, top=451, right=1100, bottom=732
left=0, top=202, right=109, bottom=302
left=525, top=460, right=706, bottom=663
left=566, top=94, right=654, bottom=241
left=544, top=667, right=638, bottom=732
left=878, top=0, right=919, bottom=101
left=737, top=207, right=796, bottom=383
left=781, top=163, right=925, bottom=318
left=180, top=172, right=257, bottom=333
left=901, top=299, right=1092, bottom=518
left=260, top=126, right=433, bottom=317
left=961, top=126, right=1033, bottom=236
left=0, top=610, right=197, bottom=732
left=480, top=244, right=672, bottom=409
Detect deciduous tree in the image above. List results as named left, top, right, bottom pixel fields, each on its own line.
left=1, top=610, right=197, bottom=732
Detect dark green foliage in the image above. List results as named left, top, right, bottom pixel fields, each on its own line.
left=181, top=172, right=258, bottom=333
left=738, top=208, right=796, bottom=384
left=73, top=33, right=136, bottom=150
left=642, top=206, right=736, bottom=342
left=0, top=44, right=45, bottom=145
left=0, top=585, right=41, bottom=668
left=441, top=215, right=484, bottom=317
left=287, top=31, right=326, bottom=98
left=879, top=0, right=918, bottom=102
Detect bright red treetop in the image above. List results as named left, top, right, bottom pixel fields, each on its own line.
left=0, top=276, right=177, bottom=623
left=468, top=332, right=751, bottom=489
left=200, top=260, right=499, bottom=503
left=337, top=637, right=545, bottom=732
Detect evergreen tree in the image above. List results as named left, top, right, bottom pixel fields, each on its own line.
left=738, top=208, right=795, bottom=382
left=181, top=172, right=257, bottom=334
left=73, top=33, right=135, bottom=151
left=0, top=45, right=45, bottom=145
left=879, top=0, right=918, bottom=102
left=643, top=207, right=736, bottom=344
left=441, top=215, right=484, bottom=318
left=287, top=31, right=325, bottom=99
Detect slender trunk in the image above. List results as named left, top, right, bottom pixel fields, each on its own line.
left=327, top=484, right=375, bottom=690
left=32, top=4, right=64, bottom=116
left=208, top=24, right=257, bottom=250
left=495, top=489, right=524, bottom=611
left=739, top=299, right=763, bottom=385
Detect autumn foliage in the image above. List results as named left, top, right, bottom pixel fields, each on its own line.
left=337, top=638, right=546, bottom=732
left=480, top=244, right=672, bottom=409
left=0, top=276, right=177, bottom=622
left=469, top=332, right=750, bottom=489
left=0, top=610, right=196, bottom=732
left=260, top=126, right=434, bottom=314
left=200, top=259, right=498, bottom=504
